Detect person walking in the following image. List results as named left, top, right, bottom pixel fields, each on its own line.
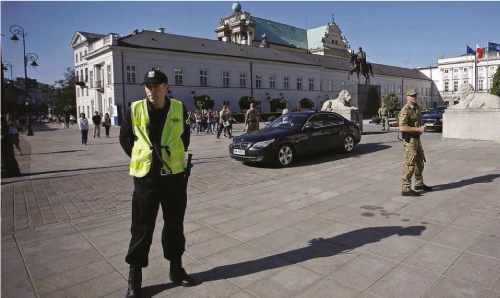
left=378, top=103, right=390, bottom=131
left=206, top=110, right=213, bottom=134
left=399, top=88, right=432, bottom=196
left=103, top=113, right=112, bottom=138
left=195, top=111, right=202, bottom=134
left=78, top=113, right=89, bottom=145
left=119, top=69, right=195, bottom=298
left=65, top=114, right=70, bottom=128
left=92, top=111, right=101, bottom=138
left=70, top=114, right=76, bottom=126
left=6, top=114, right=22, bottom=155
left=245, top=103, right=260, bottom=132
left=216, top=105, right=231, bottom=139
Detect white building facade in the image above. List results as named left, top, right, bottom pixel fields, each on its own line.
left=419, top=51, right=500, bottom=106
left=71, top=29, right=433, bottom=125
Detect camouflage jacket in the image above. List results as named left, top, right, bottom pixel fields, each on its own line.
left=399, top=103, right=421, bottom=128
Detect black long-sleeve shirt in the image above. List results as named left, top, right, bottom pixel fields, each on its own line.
left=119, top=97, right=190, bottom=174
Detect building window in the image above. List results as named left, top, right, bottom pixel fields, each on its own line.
left=478, top=67, right=484, bottom=73
left=398, top=85, right=401, bottom=93
left=319, top=79, right=322, bottom=91
left=453, top=69, right=458, bottom=73
left=478, top=79, right=483, bottom=90
left=444, top=69, right=449, bottom=73
left=199, top=70, right=208, bottom=86
left=80, top=52, right=83, bottom=61
left=222, top=71, right=230, bottom=87
left=391, top=85, right=395, bottom=93
left=489, top=78, right=493, bottom=89
left=453, top=81, right=459, bottom=91
left=90, top=71, right=93, bottom=87
left=238, top=72, right=246, bottom=88
left=80, top=70, right=83, bottom=82
left=463, top=80, right=468, bottom=85
left=463, top=68, right=467, bottom=72
left=126, top=66, right=136, bottom=84
left=308, top=78, right=314, bottom=90
left=255, top=74, right=262, bottom=89
left=107, top=65, right=112, bottom=85
left=223, top=101, right=230, bottom=106
left=174, top=68, right=183, bottom=85
left=270, top=75, right=276, bottom=89
left=84, top=50, right=87, bottom=56
left=85, top=88, right=88, bottom=96
left=296, top=77, right=302, bottom=90
left=444, top=82, right=449, bottom=91
left=384, top=85, right=388, bottom=94
left=85, top=68, right=88, bottom=82
left=284, top=76, right=289, bottom=89
left=340, top=80, right=345, bottom=86
left=328, top=80, right=333, bottom=91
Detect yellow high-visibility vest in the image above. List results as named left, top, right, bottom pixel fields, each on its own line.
left=129, top=98, right=186, bottom=177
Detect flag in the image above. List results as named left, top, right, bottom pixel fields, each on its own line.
left=488, top=42, right=500, bottom=52
left=476, top=43, right=483, bottom=58
left=466, top=45, right=475, bottom=55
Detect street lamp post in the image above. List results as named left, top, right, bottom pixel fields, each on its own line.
left=3, top=61, right=13, bottom=80
left=10, top=25, right=39, bottom=136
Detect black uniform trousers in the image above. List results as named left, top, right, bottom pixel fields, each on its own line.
left=125, top=172, right=187, bottom=268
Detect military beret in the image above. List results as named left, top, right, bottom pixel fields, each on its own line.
left=406, top=88, right=418, bottom=96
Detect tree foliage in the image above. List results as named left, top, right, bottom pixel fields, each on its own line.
left=193, top=95, right=214, bottom=110
left=299, top=98, right=314, bottom=109
left=238, top=96, right=255, bottom=111
left=49, top=67, right=77, bottom=115
left=382, top=92, right=400, bottom=111
left=491, top=66, right=500, bottom=97
left=270, top=98, right=286, bottom=112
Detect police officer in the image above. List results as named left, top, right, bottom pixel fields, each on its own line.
left=244, top=103, right=260, bottom=132
left=119, top=69, right=194, bottom=298
left=378, top=103, right=389, bottom=131
left=399, top=88, right=433, bottom=196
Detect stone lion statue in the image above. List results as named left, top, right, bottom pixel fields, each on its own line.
left=451, top=83, right=500, bottom=109
left=321, top=90, right=359, bottom=111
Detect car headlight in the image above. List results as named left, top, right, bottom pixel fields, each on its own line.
left=252, top=139, right=275, bottom=148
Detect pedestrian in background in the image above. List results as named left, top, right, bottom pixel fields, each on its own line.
left=92, top=111, right=101, bottom=138
left=206, top=110, right=213, bottom=134
left=78, top=113, right=89, bottom=145
left=195, top=111, right=202, bottom=134
left=378, top=103, right=389, bottom=131
left=6, top=114, right=22, bottom=156
left=103, top=113, right=112, bottom=138
left=217, top=105, right=231, bottom=139
left=245, top=103, right=260, bottom=132
left=65, top=114, right=70, bottom=128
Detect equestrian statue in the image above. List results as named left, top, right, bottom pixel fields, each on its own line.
left=348, top=47, right=374, bottom=84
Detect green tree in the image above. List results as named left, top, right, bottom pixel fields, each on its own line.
left=270, top=98, right=286, bottom=112
left=382, top=92, right=400, bottom=112
left=49, top=67, right=77, bottom=115
left=299, top=98, right=314, bottom=109
left=238, top=96, right=255, bottom=111
left=491, top=66, right=500, bottom=97
left=193, top=95, right=214, bottom=110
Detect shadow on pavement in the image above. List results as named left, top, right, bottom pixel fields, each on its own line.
left=31, top=150, right=86, bottom=155
left=142, top=225, right=425, bottom=297
left=431, top=174, right=500, bottom=191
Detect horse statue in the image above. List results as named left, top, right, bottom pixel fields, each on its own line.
left=348, top=50, right=374, bottom=84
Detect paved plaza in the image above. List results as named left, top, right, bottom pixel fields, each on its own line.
left=2, top=121, right=500, bottom=298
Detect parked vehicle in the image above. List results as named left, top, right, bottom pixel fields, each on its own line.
left=229, top=111, right=362, bottom=167
left=422, top=106, right=447, bottom=131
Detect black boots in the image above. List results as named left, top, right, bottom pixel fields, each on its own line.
left=169, top=260, right=195, bottom=287
left=401, top=189, right=421, bottom=197
left=125, top=267, right=143, bottom=298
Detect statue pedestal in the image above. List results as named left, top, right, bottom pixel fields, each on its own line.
left=443, top=109, right=500, bottom=142
left=333, top=110, right=363, bottom=133
left=346, top=84, right=381, bottom=119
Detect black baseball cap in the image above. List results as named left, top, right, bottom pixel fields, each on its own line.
left=141, top=69, right=169, bottom=85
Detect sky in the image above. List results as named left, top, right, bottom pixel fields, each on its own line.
left=2, top=1, right=499, bottom=85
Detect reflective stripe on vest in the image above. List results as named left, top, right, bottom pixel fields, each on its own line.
left=129, top=99, right=186, bottom=177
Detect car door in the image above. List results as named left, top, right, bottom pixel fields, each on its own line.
left=321, top=113, right=344, bottom=148
left=300, top=114, right=328, bottom=153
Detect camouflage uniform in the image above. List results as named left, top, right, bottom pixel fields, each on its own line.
left=399, top=100, right=426, bottom=192
left=245, top=109, right=260, bottom=132
left=378, top=106, right=389, bottom=130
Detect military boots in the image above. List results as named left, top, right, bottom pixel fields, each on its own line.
left=169, top=259, right=195, bottom=287
left=125, top=267, right=143, bottom=298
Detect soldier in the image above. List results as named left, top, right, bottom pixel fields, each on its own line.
left=378, top=103, right=389, bottom=131
left=399, top=88, right=433, bottom=196
left=244, top=103, right=260, bottom=132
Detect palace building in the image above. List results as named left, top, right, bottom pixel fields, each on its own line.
left=71, top=2, right=437, bottom=125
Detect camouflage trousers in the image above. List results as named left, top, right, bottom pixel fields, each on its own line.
left=381, top=116, right=389, bottom=129
left=402, top=138, right=425, bottom=191
left=245, top=122, right=259, bottom=132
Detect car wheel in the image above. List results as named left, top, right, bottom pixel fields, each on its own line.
left=342, top=135, right=355, bottom=153
left=275, top=144, right=294, bottom=167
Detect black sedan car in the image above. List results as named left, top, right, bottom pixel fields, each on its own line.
left=421, top=106, right=447, bottom=131
left=229, top=111, right=362, bottom=167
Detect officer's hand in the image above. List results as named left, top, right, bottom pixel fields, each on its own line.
left=419, top=126, right=427, bottom=133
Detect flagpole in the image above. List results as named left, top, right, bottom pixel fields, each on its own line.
left=486, top=42, right=489, bottom=92
left=475, top=42, right=478, bottom=92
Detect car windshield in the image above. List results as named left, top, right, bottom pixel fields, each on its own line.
left=428, top=108, right=444, bottom=114
left=267, top=114, right=309, bottom=128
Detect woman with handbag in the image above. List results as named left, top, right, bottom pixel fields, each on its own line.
left=103, top=113, right=112, bottom=138
left=78, top=113, right=89, bottom=145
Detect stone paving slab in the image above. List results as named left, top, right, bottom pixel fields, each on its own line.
left=2, top=122, right=500, bottom=298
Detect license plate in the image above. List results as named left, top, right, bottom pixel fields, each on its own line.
left=233, top=149, right=245, bottom=155
left=425, top=123, right=434, bottom=126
